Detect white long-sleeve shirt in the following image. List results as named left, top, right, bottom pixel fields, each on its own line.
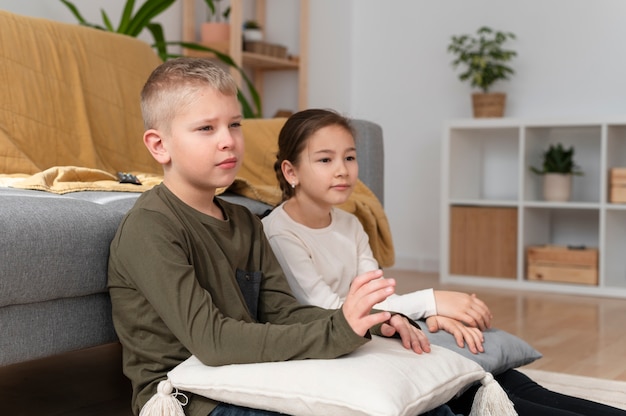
left=262, top=203, right=436, bottom=319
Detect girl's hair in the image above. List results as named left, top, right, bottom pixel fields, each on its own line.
left=274, top=108, right=355, bottom=202
left=140, top=57, right=238, bottom=132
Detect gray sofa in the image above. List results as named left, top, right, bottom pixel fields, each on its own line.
left=0, top=10, right=385, bottom=367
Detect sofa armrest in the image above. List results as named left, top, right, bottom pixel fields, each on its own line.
left=352, top=119, right=384, bottom=205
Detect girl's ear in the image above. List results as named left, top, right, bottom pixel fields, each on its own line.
left=143, top=129, right=171, bottom=165
left=281, top=160, right=297, bottom=186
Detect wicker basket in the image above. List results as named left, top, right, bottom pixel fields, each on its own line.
left=243, top=41, right=287, bottom=59
left=472, top=92, right=506, bottom=118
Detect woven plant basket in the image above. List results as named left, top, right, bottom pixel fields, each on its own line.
left=472, top=92, right=506, bottom=118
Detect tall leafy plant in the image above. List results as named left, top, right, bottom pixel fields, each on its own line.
left=60, top=0, right=261, bottom=118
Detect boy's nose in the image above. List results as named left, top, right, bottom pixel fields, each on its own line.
left=218, top=130, right=236, bottom=149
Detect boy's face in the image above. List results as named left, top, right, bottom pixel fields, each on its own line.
left=158, top=86, right=244, bottom=194
left=293, top=124, right=358, bottom=209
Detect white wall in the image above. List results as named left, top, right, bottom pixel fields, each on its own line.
left=4, top=0, right=626, bottom=272
left=308, top=0, right=626, bottom=271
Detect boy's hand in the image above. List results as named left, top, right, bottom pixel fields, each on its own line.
left=342, top=270, right=395, bottom=337
left=425, top=315, right=485, bottom=354
left=380, top=314, right=431, bottom=354
left=433, top=290, right=492, bottom=330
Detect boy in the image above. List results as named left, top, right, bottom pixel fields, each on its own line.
left=107, top=57, right=429, bottom=416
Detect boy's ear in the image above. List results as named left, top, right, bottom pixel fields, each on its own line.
left=143, top=129, right=170, bottom=165
left=281, top=160, right=297, bottom=185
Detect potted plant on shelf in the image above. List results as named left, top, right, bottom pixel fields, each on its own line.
left=59, top=0, right=261, bottom=118
left=447, top=26, right=517, bottom=118
left=242, top=20, right=263, bottom=42
left=201, top=0, right=231, bottom=44
left=530, top=143, right=584, bottom=202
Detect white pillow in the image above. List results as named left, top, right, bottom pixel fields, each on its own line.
left=167, top=336, right=488, bottom=416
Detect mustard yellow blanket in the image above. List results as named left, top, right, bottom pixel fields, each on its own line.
left=0, top=10, right=162, bottom=176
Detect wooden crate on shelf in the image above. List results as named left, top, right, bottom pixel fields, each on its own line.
left=609, top=168, right=626, bottom=203
left=527, top=245, right=598, bottom=285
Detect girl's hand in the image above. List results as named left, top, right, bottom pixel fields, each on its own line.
left=425, top=315, right=485, bottom=354
left=433, top=290, right=492, bottom=330
left=380, top=314, right=431, bottom=354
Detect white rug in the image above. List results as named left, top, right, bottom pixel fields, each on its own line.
left=520, top=369, right=626, bottom=411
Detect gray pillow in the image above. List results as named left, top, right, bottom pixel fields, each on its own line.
left=417, top=321, right=542, bottom=375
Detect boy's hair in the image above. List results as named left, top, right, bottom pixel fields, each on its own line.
left=274, top=108, right=355, bottom=202
left=140, top=57, right=238, bottom=132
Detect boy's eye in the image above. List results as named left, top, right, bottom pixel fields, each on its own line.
left=230, top=121, right=242, bottom=129
left=346, top=155, right=356, bottom=161
left=319, top=157, right=331, bottom=163
left=199, top=125, right=213, bottom=132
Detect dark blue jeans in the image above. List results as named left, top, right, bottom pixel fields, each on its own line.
left=209, top=403, right=285, bottom=416
left=209, top=403, right=458, bottom=416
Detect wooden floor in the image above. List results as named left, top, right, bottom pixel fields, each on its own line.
left=391, top=270, right=626, bottom=382
left=1, top=270, right=625, bottom=415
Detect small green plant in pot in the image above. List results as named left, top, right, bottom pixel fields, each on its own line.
left=530, top=143, right=583, bottom=202
left=448, top=26, right=517, bottom=118
left=243, top=20, right=263, bottom=42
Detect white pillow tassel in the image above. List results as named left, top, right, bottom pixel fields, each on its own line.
left=139, top=379, right=187, bottom=416
left=469, top=373, right=517, bottom=416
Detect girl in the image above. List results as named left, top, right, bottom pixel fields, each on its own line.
left=262, top=108, right=626, bottom=416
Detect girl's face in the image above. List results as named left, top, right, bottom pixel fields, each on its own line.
left=290, top=124, right=358, bottom=210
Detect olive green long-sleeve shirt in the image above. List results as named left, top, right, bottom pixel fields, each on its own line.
left=108, top=184, right=369, bottom=416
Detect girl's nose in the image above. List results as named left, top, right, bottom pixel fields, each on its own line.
left=336, top=161, right=348, bottom=176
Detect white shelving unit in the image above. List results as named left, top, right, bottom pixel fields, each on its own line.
left=440, top=117, right=626, bottom=298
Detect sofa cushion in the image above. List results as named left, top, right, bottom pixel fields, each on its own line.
left=0, top=189, right=128, bottom=307
left=0, top=188, right=274, bottom=309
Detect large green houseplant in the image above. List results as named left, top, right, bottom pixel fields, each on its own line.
left=60, top=0, right=261, bottom=118
left=448, top=26, right=517, bottom=118
left=530, top=143, right=583, bottom=202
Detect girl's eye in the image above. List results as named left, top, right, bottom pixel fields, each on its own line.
left=230, top=121, right=242, bottom=129
left=346, top=155, right=356, bottom=161
left=199, top=125, right=213, bottom=132
left=319, top=157, right=331, bottom=163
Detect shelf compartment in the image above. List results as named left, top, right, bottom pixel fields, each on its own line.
left=606, top=124, right=626, bottom=169
left=524, top=125, right=602, bottom=203
left=604, top=210, right=626, bottom=288
left=523, top=207, right=599, bottom=248
left=448, top=127, right=519, bottom=201
left=449, top=205, right=517, bottom=278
